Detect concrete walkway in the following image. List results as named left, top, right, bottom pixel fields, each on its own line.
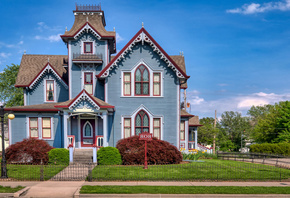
left=1, top=181, right=290, bottom=198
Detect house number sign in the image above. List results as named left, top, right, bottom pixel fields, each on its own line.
left=139, top=132, right=152, bottom=169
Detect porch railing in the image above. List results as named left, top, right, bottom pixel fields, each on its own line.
left=92, top=136, right=104, bottom=163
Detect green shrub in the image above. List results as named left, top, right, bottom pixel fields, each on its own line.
left=97, top=147, right=122, bottom=165
left=250, top=143, right=290, bottom=156
left=48, top=148, right=69, bottom=165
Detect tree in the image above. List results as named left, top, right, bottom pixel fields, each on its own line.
left=219, top=111, right=251, bottom=151
left=0, top=64, right=23, bottom=107
left=198, top=117, right=219, bottom=145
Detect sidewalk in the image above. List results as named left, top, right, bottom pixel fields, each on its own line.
left=0, top=181, right=290, bottom=198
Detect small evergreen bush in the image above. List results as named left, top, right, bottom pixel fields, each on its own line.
left=250, top=143, right=290, bottom=156
left=116, top=136, right=183, bottom=165
left=48, top=148, right=69, bottom=165
left=97, top=146, right=122, bottom=165
left=5, top=138, right=54, bottom=164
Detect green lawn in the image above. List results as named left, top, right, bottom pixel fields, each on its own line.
left=80, top=186, right=290, bottom=194
left=0, top=185, right=24, bottom=193
left=7, top=164, right=67, bottom=181
left=91, top=159, right=290, bottom=181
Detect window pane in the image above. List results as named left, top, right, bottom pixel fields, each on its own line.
left=124, top=128, right=131, bottom=138
left=135, top=128, right=141, bottom=136
left=124, top=118, right=131, bottom=127
left=43, top=129, right=51, bottom=138
left=124, top=73, right=130, bottom=81
left=180, top=121, right=185, bottom=130
left=143, top=127, right=149, bottom=133
left=85, top=74, right=92, bottom=83
left=84, top=84, right=93, bottom=94
left=154, top=128, right=160, bottom=139
left=46, top=81, right=54, bottom=101
left=85, top=124, right=92, bottom=136
left=154, top=73, right=160, bottom=82
left=85, top=43, right=92, bottom=53
left=154, top=83, right=160, bottom=95
left=43, top=118, right=50, bottom=128
left=143, top=69, right=149, bottom=81
left=30, top=118, right=38, bottom=128
left=143, top=114, right=149, bottom=126
left=180, top=131, right=185, bottom=140
left=135, top=69, right=141, bottom=81
left=135, top=83, right=141, bottom=95
left=31, top=129, right=38, bottom=138
left=135, top=115, right=141, bottom=126
left=143, top=83, right=149, bottom=95
left=154, top=119, right=160, bottom=127
left=124, top=83, right=130, bottom=95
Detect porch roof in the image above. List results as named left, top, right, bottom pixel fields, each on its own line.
left=189, top=116, right=203, bottom=127
left=5, top=103, right=59, bottom=112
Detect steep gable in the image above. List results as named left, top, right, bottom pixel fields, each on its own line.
left=97, top=28, right=190, bottom=79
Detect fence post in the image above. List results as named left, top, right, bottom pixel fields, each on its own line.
left=40, top=165, right=44, bottom=181
left=88, top=163, right=92, bottom=182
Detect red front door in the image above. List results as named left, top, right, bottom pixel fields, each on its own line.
left=81, top=119, right=95, bottom=147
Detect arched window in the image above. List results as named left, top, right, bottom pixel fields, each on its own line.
left=135, top=110, right=149, bottom=135
left=135, top=65, right=149, bottom=95
left=83, top=122, right=93, bottom=137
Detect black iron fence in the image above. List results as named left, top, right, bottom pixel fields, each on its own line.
left=1, top=161, right=290, bottom=182
left=217, top=152, right=290, bottom=168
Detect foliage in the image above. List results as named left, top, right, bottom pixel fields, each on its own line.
left=182, top=149, right=205, bottom=161
left=91, top=159, right=290, bottom=181
left=97, top=146, right=122, bottom=165
left=5, top=138, right=54, bottom=164
left=250, top=143, right=290, bottom=156
left=0, top=64, right=23, bottom=107
left=218, top=111, right=251, bottom=151
left=249, top=101, right=290, bottom=143
left=80, top=186, right=290, bottom=195
left=116, top=136, right=182, bottom=165
left=198, top=117, right=220, bottom=145
left=48, top=148, right=69, bottom=165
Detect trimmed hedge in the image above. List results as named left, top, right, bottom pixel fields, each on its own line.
left=250, top=143, right=290, bottom=156
left=116, top=136, right=183, bottom=165
left=97, top=147, right=122, bottom=165
left=48, top=148, right=69, bottom=165
left=5, top=138, right=53, bottom=164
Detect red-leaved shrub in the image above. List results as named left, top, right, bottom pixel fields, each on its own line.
left=116, top=136, right=182, bottom=165
left=5, top=138, right=54, bottom=164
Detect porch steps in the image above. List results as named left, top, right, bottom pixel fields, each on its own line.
left=73, top=149, right=93, bottom=164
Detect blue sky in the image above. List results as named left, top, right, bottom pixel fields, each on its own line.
left=1, top=0, right=290, bottom=118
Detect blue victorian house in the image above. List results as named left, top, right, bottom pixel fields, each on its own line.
left=6, top=5, right=204, bottom=153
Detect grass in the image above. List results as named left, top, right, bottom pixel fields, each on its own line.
left=90, top=159, right=290, bottom=181
left=0, top=185, right=24, bottom=193
left=80, top=185, right=290, bottom=194
left=6, top=164, right=67, bottom=181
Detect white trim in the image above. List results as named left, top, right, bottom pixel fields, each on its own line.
left=81, top=40, right=96, bottom=54
left=100, top=31, right=185, bottom=78
left=29, top=63, right=68, bottom=90
left=177, top=84, right=180, bottom=148
left=23, top=89, right=26, bottom=106
left=44, top=79, right=56, bottom=103
left=82, top=121, right=93, bottom=138
left=103, top=112, right=108, bottom=146
left=78, top=116, right=81, bottom=148
left=105, top=79, right=108, bottom=103
left=121, top=105, right=163, bottom=138
left=69, top=91, right=100, bottom=110
left=64, top=112, right=69, bottom=148
left=121, top=59, right=163, bottom=97
left=81, top=71, right=95, bottom=95
left=105, top=40, right=108, bottom=66
left=69, top=41, right=72, bottom=100
left=74, top=23, right=102, bottom=40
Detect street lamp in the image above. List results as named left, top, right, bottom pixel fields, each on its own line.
left=1, top=105, right=14, bottom=178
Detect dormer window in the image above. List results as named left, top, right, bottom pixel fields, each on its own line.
left=84, top=42, right=93, bottom=54
left=45, top=80, right=55, bottom=102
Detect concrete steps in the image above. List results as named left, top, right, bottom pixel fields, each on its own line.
left=73, top=149, right=93, bottom=164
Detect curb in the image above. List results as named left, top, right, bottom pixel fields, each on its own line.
left=73, top=186, right=81, bottom=198
left=13, top=187, right=30, bottom=197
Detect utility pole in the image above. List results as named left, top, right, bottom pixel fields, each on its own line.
left=213, top=110, right=216, bottom=154
left=184, top=89, right=187, bottom=111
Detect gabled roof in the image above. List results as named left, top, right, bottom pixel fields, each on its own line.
left=189, top=116, right=203, bottom=127
left=171, top=56, right=188, bottom=89
left=61, top=13, right=115, bottom=40
left=97, top=28, right=190, bottom=79
left=181, top=109, right=194, bottom=117
left=55, top=89, right=114, bottom=110
left=15, top=55, right=68, bottom=88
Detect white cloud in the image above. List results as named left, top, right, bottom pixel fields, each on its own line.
left=226, top=0, right=290, bottom=14
left=0, top=52, right=11, bottom=58
left=187, top=91, right=290, bottom=117
left=116, top=33, right=124, bottom=43
left=35, top=34, right=61, bottom=42
left=218, top=83, right=228, bottom=87
left=18, top=41, right=24, bottom=45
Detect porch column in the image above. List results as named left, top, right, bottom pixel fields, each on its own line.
left=63, top=111, right=69, bottom=148
left=194, top=127, right=198, bottom=150
left=185, top=120, right=188, bottom=151
left=103, top=112, right=108, bottom=147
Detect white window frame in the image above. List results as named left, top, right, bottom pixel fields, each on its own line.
left=44, top=79, right=56, bottom=102
left=81, top=41, right=95, bottom=54
left=121, top=60, right=163, bottom=97
left=26, top=116, right=54, bottom=140
left=81, top=70, right=95, bottom=95
left=121, top=105, right=163, bottom=139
